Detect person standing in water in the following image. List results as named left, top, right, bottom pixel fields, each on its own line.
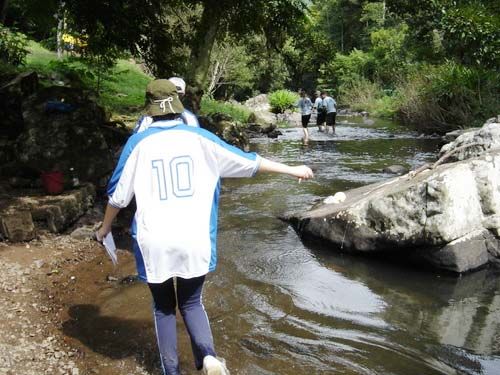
left=321, top=91, right=337, bottom=135
left=297, top=89, right=313, bottom=144
left=97, top=79, right=314, bottom=375
left=313, top=90, right=326, bottom=132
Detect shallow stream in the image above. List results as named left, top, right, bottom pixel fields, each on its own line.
left=67, top=117, right=500, bottom=374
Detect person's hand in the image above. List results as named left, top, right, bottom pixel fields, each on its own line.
left=96, top=225, right=111, bottom=242
left=292, top=165, right=314, bottom=182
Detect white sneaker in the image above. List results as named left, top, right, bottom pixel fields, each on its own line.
left=202, top=355, right=230, bottom=375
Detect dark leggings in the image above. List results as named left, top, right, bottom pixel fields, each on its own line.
left=148, top=275, right=216, bottom=375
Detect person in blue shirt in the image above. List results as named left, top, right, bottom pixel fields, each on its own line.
left=321, top=91, right=337, bottom=135
left=297, top=89, right=313, bottom=144
left=97, top=79, right=314, bottom=375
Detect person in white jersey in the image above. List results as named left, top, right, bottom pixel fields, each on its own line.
left=133, top=76, right=199, bottom=133
left=96, top=79, right=314, bottom=375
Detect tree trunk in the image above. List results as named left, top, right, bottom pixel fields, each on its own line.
left=382, top=0, right=386, bottom=24
left=0, top=0, right=9, bottom=24
left=188, top=5, right=220, bottom=89
left=56, top=2, right=65, bottom=60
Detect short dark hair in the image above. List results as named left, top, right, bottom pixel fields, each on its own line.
left=151, top=114, right=178, bottom=122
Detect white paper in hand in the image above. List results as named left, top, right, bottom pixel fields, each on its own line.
left=96, top=231, right=118, bottom=265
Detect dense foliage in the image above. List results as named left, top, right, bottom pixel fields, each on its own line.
left=1, top=0, right=498, bottom=131
left=301, top=0, right=499, bottom=130
left=0, top=24, right=28, bottom=65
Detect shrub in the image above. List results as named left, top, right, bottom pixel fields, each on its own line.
left=268, top=89, right=299, bottom=114
left=338, top=78, right=382, bottom=112
left=395, top=61, right=500, bottom=132
left=337, top=77, right=398, bottom=118
left=200, top=97, right=252, bottom=123
left=0, top=26, right=29, bottom=66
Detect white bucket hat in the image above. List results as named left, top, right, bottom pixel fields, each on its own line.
left=168, top=77, right=186, bottom=95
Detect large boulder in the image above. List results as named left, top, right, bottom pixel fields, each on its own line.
left=245, top=94, right=270, bottom=112
left=439, top=122, right=500, bottom=162
left=14, top=86, right=115, bottom=183
left=244, top=94, right=277, bottom=126
left=285, top=121, right=500, bottom=273
left=198, top=114, right=250, bottom=151
left=0, top=71, right=39, bottom=139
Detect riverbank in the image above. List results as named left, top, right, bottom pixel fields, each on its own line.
left=0, top=234, right=93, bottom=375
left=0, top=231, right=161, bottom=375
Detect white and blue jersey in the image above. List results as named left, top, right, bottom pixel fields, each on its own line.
left=180, top=109, right=200, bottom=127
left=107, top=120, right=260, bottom=283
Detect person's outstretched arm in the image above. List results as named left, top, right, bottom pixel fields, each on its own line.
left=258, top=158, right=314, bottom=182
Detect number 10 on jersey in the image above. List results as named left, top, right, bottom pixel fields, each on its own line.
left=152, top=156, right=194, bottom=200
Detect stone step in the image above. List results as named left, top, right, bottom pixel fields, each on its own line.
left=0, top=184, right=95, bottom=242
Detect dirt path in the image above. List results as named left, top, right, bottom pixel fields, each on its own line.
left=0, top=233, right=160, bottom=375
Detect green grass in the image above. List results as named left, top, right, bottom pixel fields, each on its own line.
left=98, top=59, right=152, bottom=113
left=25, top=40, right=58, bottom=71
left=23, top=41, right=152, bottom=115
left=200, top=97, right=252, bottom=123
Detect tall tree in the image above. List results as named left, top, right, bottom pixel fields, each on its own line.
left=3, top=0, right=58, bottom=38
left=184, top=0, right=308, bottom=88
left=63, top=0, right=308, bottom=90
left=387, top=0, right=500, bottom=68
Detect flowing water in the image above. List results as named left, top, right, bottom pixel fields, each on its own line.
left=67, top=117, right=500, bottom=374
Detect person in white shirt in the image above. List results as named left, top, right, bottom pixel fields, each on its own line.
left=313, top=90, right=326, bottom=132
left=97, top=79, right=314, bottom=375
left=167, top=76, right=200, bottom=127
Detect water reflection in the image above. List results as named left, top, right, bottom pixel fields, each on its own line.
left=213, top=120, right=499, bottom=374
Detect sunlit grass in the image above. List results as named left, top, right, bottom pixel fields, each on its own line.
left=24, top=41, right=152, bottom=115
left=25, top=40, right=57, bottom=69
left=200, top=97, right=252, bottom=123
left=98, top=59, right=152, bottom=114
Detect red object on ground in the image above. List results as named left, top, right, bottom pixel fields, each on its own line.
left=41, top=171, right=64, bottom=194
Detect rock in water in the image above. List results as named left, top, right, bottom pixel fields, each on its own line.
left=382, top=165, right=409, bottom=175
left=285, top=121, right=500, bottom=273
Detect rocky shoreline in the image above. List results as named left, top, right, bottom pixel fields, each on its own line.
left=285, top=119, right=500, bottom=273
left=0, top=235, right=91, bottom=375
left=0, top=229, right=167, bottom=375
